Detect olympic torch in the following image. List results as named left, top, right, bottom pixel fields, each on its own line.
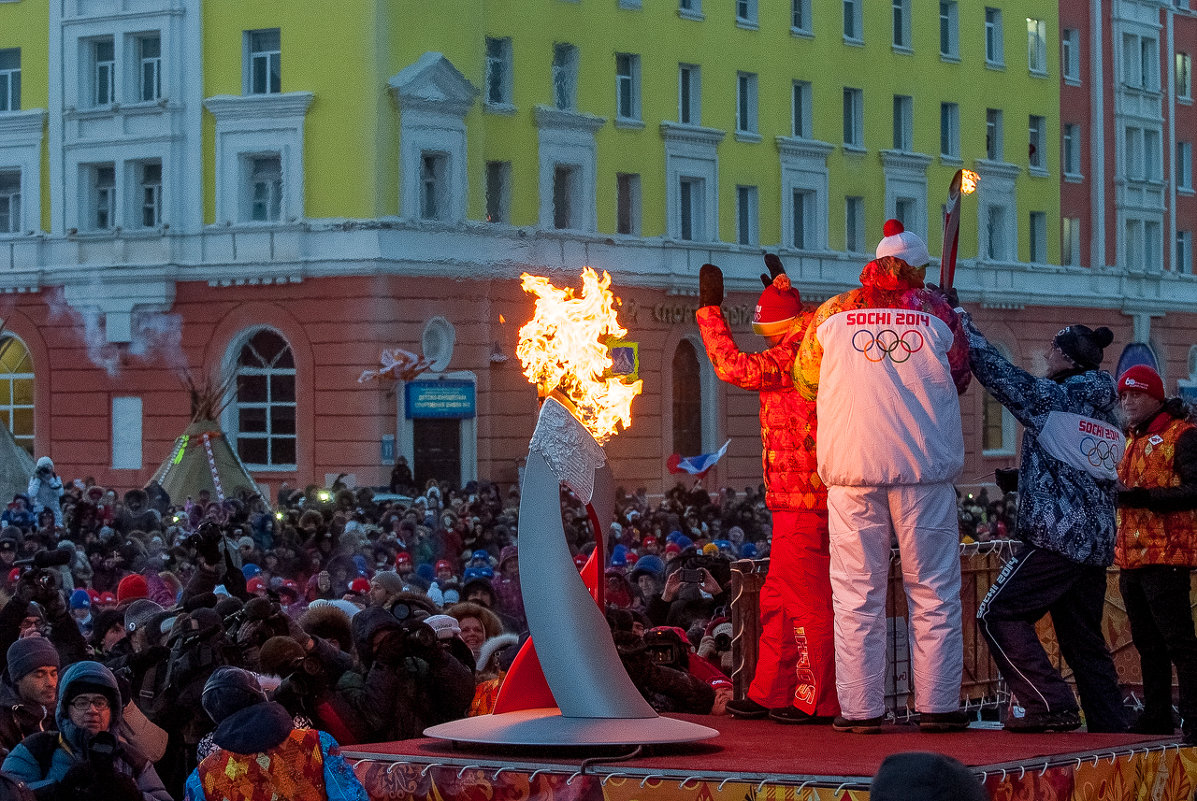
left=939, top=169, right=979, bottom=291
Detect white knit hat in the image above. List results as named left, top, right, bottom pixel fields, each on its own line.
left=875, top=219, right=930, bottom=267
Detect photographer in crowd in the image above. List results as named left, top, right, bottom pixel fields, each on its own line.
left=26, top=461, right=63, bottom=530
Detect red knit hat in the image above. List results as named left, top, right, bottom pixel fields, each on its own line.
left=752, top=274, right=802, bottom=337
left=116, top=574, right=149, bottom=603
left=1118, top=365, right=1165, bottom=402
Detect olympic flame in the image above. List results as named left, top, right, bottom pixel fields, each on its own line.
left=517, top=268, right=642, bottom=443
left=961, top=169, right=979, bottom=195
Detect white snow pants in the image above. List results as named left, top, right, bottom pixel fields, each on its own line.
left=826, top=482, right=963, bottom=719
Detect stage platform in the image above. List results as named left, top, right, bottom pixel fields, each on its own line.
left=342, top=715, right=1197, bottom=800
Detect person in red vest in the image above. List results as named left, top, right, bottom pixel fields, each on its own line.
left=695, top=255, right=838, bottom=724
left=1115, top=365, right=1197, bottom=743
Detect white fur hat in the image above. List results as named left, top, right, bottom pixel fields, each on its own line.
left=875, top=219, right=930, bottom=267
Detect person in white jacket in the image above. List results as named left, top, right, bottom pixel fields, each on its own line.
left=26, top=457, right=63, bottom=528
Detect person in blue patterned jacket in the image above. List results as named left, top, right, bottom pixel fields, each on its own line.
left=955, top=301, right=1128, bottom=735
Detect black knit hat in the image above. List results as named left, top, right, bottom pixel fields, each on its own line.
left=201, top=666, right=267, bottom=724
left=1054, top=325, right=1114, bottom=371
left=871, top=752, right=989, bottom=801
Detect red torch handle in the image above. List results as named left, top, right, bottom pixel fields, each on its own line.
left=940, top=170, right=964, bottom=291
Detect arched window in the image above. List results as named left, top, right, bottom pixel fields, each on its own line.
left=232, top=329, right=296, bottom=468
left=672, top=339, right=702, bottom=456
left=0, top=335, right=33, bottom=455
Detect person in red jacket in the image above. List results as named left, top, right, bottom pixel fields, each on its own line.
left=695, top=255, right=838, bottom=724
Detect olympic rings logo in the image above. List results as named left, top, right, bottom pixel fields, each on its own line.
left=1080, top=436, right=1118, bottom=469
left=851, top=329, right=925, bottom=363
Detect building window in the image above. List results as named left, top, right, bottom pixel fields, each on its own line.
left=940, top=102, right=959, bottom=158
left=892, top=94, right=913, bottom=151
left=982, top=386, right=1014, bottom=454
left=616, top=172, right=640, bottom=235
left=986, top=204, right=1007, bottom=259
left=1179, top=53, right=1192, bottom=101
left=1122, top=33, right=1160, bottom=91
left=552, top=43, right=578, bottom=111
left=736, top=0, right=757, bottom=26
left=0, top=49, right=19, bottom=112
left=843, top=87, right=863, bottom=147
left=672, top=340, right=702, bottom=457
left=843, top=0, right=862, bottom=41
left=846, top=195, right=865, bottom=252
left=1147, top=220, right=1163, bottom=269
left=553, top=164, right=579, bottom=229
left=1062, top=28, right=1080, bottom=83
left=679, top=64, right=700, bottom=124
left=792, top=80, right=811, bottom=137
left=737, top=72, right=758, bottom=135
left=736, top=185, right=758, bottom=245
left=1178, top=141, right=1193, bottom=190
left=792, top=188, right=814, bottom=249
left=1178, top=230, right=1192, bottom=273
left=940, top=2, right=958, bottom=59
left=0, top=335, right=33, bottom=456
left=1026, top=18, right=1047, bottom=74
left=485, top=37, right=513, bottom=106
left=485, top=161, right=510, bottom=223
left=0, top=171, right=19, bottom=234
left=679, top=0, right=702, bottom=14
left=986, top=108, right=1003, bottom=160
left=1029, top=211, right=1047, bottom=262
left=615, top=53, right=640, bottom=121
left=892, top=0, right=910, bottom=49
left=233, top=329, right=297, bottom=469
left=1063, top=123, right=1081, bottom=176
left=137, top=161, right=162, bottom=228
left=895, top=197, right=915, bottom=229
left=247, top=154, right=282, bottom=222
left=678, top=176, right=704, bottom=241
left=1028, top=115, right=1045, bottom=171
left=985, top=8, right=1003, bottom=67
left=420, top=152, right=447, bottom=221
left=91, top=164, right=115, bottom=230
left=792, top=0, right=811, bottom=33
left=92, top=37, right=115, bottom=106
left=137, top=34, right=161, bottom=102
left=1063, top=216, right=1081, bottom=266
left=1146, top=129, right=1162, bottom=181
left=247, top=29, right=281, bottom=95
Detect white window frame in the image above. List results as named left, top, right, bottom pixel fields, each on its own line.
left=1179, top=141, right=1194, bottom=191
left=89, top=163, right=115, bottom=231
left=679, top=0, right=703, bottom=17
left=135, top=160, right=162, bottom=228
left=0, top=170, right=19, bottom=235
left=679, top=64, right=700, bottom=124
left=552, top=163, right=581, bottom=229
left=136, top=33, right=161, bottom=103
left=736, top=0, right=758, bottom=28
left=552, top=43, right=579, bottom=111
left=1145, top=128, right=1162, bottom=182
left=663, top=122, right=722, bottom=242
left=1029, top=115, right=1046, bottom=172
left=892, top=0, right=911, bottom=50
left=485, top=160, right=511, bottom=223
left=778, top=137, right=832, bottom=252
left=225, top=328, right=298, bottom=471
left=1178, top=53, right=1192, bottom=101
left=843, top=87, right=863, bottom=148
left=678, top=175, right=706, bottom=241
left=985, top=203, right=1009, bottom=260
left=1062, top=28, right=1080, bottom=84
left=1122, top=33, right=1160, bottom=91
left=845, top=195, right=865, bottom=252
left=736, top=72, right=758, bottom=137
left=939, top=1, right=958, bottom=60
left=1029, top=211, right=1047, bottom=263
left=1063, top=216, right=1081, bottom=266
left=1063, top=123, right=1082, bottom=177
left=484, top=37, right=513, bottom=109
left=1027, top=18, right=1047, bottom=75
left=892, top=94, right=913, bottom=151
left=246, top=29, right=281, bottom=96
left=985, top=7, right=1004, bottom=67
left=1177, top=229, right=1192, bottom=273
left=791, top=187, right=816, bottom=249
left=792, top=0, right=811, bottom=34
left=615, top=53, right=641, bottom=122
left=843, top=0, right=862, bottom=42
left=245, top=153, right=282, bottom=223
left=419, top=151, right=448, bottom=221
left=736, top=185, right=758, bottom=245
left=0, top=48, right=19, bottom=112
left=0, top=334, right=33, bottom=456
left=616, top=172, right=641, bottom=236
left=986, top=108, right=1003, bottom=160
left=792, top=80, right=811, bottom=138
left=91, top=37, right=115, bottom=107
left=940, top=102, right=959, bottom=159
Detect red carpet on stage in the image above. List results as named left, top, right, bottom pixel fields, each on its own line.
left=343, top=716, right=1197, bottom=800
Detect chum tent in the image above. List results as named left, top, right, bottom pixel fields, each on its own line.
left=151, top=420, right=264, bottom=505
left=0, top=424, right=35, bottom=504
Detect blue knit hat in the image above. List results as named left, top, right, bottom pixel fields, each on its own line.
left=69, top=589, right=91, bottom=610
